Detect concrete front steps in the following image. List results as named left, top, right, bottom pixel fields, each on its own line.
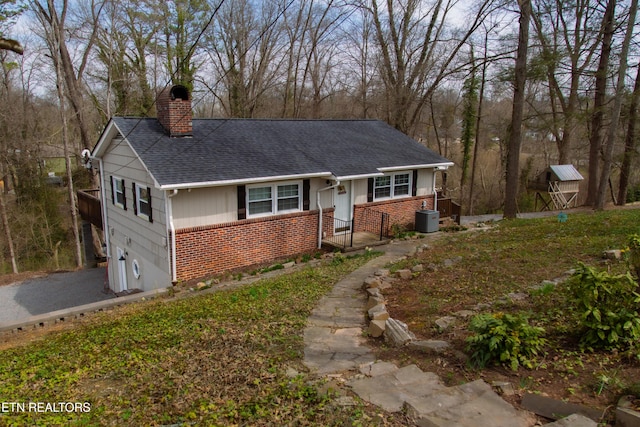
left=348, top=361, right=597, bottom=427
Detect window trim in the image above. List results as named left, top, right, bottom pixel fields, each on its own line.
left=373, top=172, right=412, bottom=201
left=246, top=180, right=302, bottom=218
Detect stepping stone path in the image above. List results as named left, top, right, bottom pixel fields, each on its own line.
left=302, top=238, right=597, bottom=426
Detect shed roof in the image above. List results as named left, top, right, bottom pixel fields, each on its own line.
left=549, top=165, right=584, bottom=182
left=94, top=118, right=453, bottom=189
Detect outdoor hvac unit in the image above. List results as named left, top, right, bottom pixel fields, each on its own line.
left=415, top=210, right=439, bottom=233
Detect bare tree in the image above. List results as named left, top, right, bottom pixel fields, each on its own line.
left=0, top=1, right=26, bottom=273
left=32, top=0, right=104, bottom=152
left=530, top=0, right=604, bottom=165
left=32, top=0, right=106, bottom=260
left=361, top=0, right=500, bottom=135
left=341, top=6, right=377, bottom=118
left=33, top=0, right=83, bottom=267
left=203, top=0, right=284, bottom=118
left=595, top=0, right=637, bottom=210
left=158, top=0, right=211, bottom=91
left=54, top=42, right=83, bottom=268
left=504, top=0, right=530, bottom=219
left=585, top=0, right=615, bottom=206
left=93, top=0, right=159, bottom=117
left=617, top=61, right=640, bottom=205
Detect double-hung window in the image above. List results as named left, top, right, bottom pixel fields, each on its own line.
left=374, top=172, right=411, bottom=200
left=248, top=186, right=273, bottom=216
left=111, top=176, right=126, bottom=209
left=133, top=183, right=153, bottom=222
left=247, top=181, right=301, bottom=217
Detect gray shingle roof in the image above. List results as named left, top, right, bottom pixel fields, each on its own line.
left=109, top=118, right=452, bottom=188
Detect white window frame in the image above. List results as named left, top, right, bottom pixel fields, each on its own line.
left=112, top=176, right=126, bottom=209
left=134, top=183, right=152, bottom=221
left=247, top=180, right=302, bottom=218
left=374, top=172, right=412, bottom=201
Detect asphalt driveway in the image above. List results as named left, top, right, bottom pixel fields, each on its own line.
left=0, top=267, right=115, bottom=325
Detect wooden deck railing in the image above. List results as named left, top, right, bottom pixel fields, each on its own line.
left=77, top=189, right=103, bottom=229
left=437, top=196, right=461, bottom=224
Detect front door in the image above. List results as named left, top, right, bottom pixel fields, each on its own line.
left=116, top=247, right=128, bottom=292
left=334, top=181, right=352, bottom=233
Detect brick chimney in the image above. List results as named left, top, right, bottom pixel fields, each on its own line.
left=157, top=85, right=192, bottom=137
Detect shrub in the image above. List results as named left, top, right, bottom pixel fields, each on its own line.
left=567, top=263, right=640, bottom=353
left=627, top=234, right=640, bottom=280
left=466, top=312, right=546, bottom=371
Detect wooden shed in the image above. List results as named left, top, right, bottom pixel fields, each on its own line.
left=528, top=165, right=584, bottom=211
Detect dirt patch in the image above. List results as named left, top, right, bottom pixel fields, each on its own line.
left=0, top=271, right=48, bottom=287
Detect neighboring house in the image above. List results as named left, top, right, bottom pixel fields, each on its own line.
left=89, top=85, right=453, bottom=293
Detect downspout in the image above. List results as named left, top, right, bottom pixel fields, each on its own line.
left=432, top=166, right=450, bottom=212
left=166, top=189, right=179, bottom=284
left=317, top=180, right=341, bottom=249
left=433, top=169, right=438, bottom=212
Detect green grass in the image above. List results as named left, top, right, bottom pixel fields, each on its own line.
left=414, top=210, right=639, bottom=309
left=379, top=208, right=640, bottom=413
left=0, top=251, right=391, bottom=426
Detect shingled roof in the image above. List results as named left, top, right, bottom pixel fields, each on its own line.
left=95, top=117, right=452, bottom=189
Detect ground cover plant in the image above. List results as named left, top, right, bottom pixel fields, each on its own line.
left=375, top=208, right=640, bottom=422
left=0, top=251, right=410, bottom=426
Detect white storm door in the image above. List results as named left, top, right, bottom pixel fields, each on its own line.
left=334, top=181, right=352, bottom=234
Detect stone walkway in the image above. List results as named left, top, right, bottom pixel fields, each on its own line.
left=302, top=237, right=597, bottom=427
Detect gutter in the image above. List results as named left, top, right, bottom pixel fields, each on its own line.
left=316, top=180, right=341, bottom=249
left=166, top=189, right=179, bottom=284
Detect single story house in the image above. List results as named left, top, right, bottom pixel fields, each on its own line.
left=90, top=85, right=453, bottom=293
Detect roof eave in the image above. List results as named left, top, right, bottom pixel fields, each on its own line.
left=377, top=162, right=455, bottom=172
left=90, top=119, right=120, bottom=158
left=158, top=172, right=334, bottom=191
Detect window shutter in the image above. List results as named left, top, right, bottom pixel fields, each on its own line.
left=412, top=170, right=418, bottom=196
left=122, top=179, right=127, bottom=210
left=132, top=183, right=138, bottom=215
left=147, top=186, right=153, bottom=223
left=367, top=178, right=374, bottom=202
left=303, top=179, right=310, bottom=211
left=110, top=176, right=115, bottom=205
left=237, top=185, right=246, bottom=220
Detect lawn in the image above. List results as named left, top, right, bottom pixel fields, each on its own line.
left=374, top=207, right=640, bottom=423
left=0, top=251, right=406, bottom=427
left=1, top=208, right=638, bottom=426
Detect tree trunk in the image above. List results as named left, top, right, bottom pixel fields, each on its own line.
left=469, top=44, right=488, bottom=216
left=585, top=0, right=616, bottom=206
left=617, top=60, right=640, bottom=205
left=52, top=7, right=83, bottom=269
left=595, top=0, right=637, bottom=210
left=504, top=0, right=531, bottom=219
left=0, top=190, right=18, bottom=273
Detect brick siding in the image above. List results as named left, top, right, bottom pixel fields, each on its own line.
left=353, top=195, right=435, bottom=232
left=174, top=210, right=319, bottom=281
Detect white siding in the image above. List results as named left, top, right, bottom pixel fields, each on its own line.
left=172, top=178, right=330, bottom=228
left=173, top=187, right=237, bottom=228
left=416, top=169, right=434, bottom=196
left=353, top=179, right=369, bottom=204
left=102, top=138, right=171, bottom=291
